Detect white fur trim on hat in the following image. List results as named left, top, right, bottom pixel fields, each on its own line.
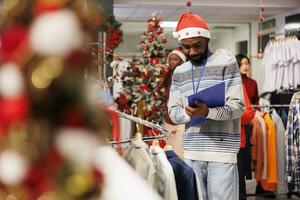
left=173, top=27, right=211, bottom=41
left=169, top=49, right=186, bottom=62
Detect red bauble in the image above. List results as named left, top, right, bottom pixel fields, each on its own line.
left=0, top=25, right=29, bottom=63
left=61, top=106, right=85, bottom=127
left=139, top=85, right=150, bottom=92
left=258, top=16, right=264, bottom=23
left=0, top=95, right=29, bottom=136
left=143, top=50, right=149, bottom=55
left=162, top=37, right=167, bottom=44
left=66, top=49, right=88, bottom=67
left=118, top=93, right=128, bottom=106
left=257, top=50, right=264, bottom=58
left=186, top=1, right=192, bottom=7
left=257, top=32, right=263, bottom=38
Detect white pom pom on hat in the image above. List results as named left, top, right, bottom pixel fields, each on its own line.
left=29, top=9, right=83, bottom=57
left=168, top=48, right=187, bottom=62
left=173, top=12, right=211, bottom=41
left=0, top=63, right=24, bottom=98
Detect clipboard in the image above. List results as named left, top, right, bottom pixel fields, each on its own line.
left=188, top=82, right=225, bottom=125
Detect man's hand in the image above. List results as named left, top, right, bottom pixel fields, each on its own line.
left=185, top=101, right=209, bottom=118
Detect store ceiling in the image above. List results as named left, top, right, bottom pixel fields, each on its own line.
left=114, top=0, right=300, bottom=22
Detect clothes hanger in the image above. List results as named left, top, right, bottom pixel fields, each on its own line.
left=151, top=139, right=159, bottom=147
left=164, top=144, right=173, bottom=151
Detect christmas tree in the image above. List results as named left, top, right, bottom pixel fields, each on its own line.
left=139, top=12, right=167, bottom=65
left=113, top=61, right=168, bottom=125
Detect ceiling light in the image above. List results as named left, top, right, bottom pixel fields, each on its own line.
left=160, top=21, right=178, bottom=28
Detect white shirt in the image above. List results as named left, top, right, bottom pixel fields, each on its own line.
left=95, top=146, right=162, bottom=200
left=150, top=146, right=178, bottom=200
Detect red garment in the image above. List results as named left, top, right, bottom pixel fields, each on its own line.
left=241, top=74, right=259, bottom=106
left=240, top=85, right=255, bottom=148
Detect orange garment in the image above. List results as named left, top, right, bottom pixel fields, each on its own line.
left=240, top=85, right=254, bottom=148
left=261, top=113, right=277, bottom=191
left=251, top=115, right=264, bottom=181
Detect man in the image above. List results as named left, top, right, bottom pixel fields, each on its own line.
left=168, top=12, right=245, bottom=200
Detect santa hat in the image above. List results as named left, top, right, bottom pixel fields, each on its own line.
left=168, top=48, right=186, bottom=62
left=173, top=12, right=210, bottom=41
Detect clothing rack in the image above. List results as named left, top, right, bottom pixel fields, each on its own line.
left=251, top=104, right=290, bottom=108
left=110, top=134, right=168, bottom=145
left=269, top=28, right=300, bottom=39
left=114, top=110, right=169, bottom=134
left=110, top=110, right=169, bottom=145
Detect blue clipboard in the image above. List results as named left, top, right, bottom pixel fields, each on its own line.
left=188, top=82, right=225, bottom=125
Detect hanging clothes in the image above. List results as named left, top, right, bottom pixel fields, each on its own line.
left=150, top=146, right=178, bottom=200
left=255, top=112, right=268, bottom=180
left=123, top=139, right=159, bottom=190
left=251, top=112, right=264, bottom=182
left=95, top=146, right=163, bottom=200
left=285, top=92, right=300, bottom=192
left=262, top=36, right=300, bottom=92
left=165, top=150, right=201, bottom=200
left=261, top=113, right=278, bottom=192
left=270, top=109, right=288, bottom=194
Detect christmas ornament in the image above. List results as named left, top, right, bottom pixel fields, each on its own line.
left=0, top=150, right=28, bottom=186
left=29, top=9, right=83, bottom=57
left=55, top=128, right=100, bottom=169
left=0, top=63, right=24, bottom=97
left=186, top=1, right=192, bottom=7
left=0, top=25, right=29, bottom=63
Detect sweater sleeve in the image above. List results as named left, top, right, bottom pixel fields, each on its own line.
left=241, top=84, right=255, bottom=125
left=206, top=58, right=245, bottom=120
left=167, top=71, right=191, bottom=124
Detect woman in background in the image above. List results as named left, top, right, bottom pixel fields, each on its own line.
left=163, top=47, right=187, bottom=159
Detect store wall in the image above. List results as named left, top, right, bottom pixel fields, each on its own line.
left=114, top=25, right=179, bottom=58
left=210, top=30, right=236, bottom=54
left=233, top=24, right=251, bottom=55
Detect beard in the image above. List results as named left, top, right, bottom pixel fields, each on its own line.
left=188, top=44, right=209, bottom=66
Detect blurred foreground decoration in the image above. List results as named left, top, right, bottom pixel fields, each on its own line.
left=0, top=0, right=110, bottom=199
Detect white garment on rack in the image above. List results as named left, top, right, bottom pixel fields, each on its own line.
left=119, top=117, right=133, bottom=141
left=95, top=146, right=162, bottom=200
left=150, top=146, right=178, bottom=200
left=262, top=42, right=278, bottom=92
left=270, top=109, right=288, bottom=194
left=262, top=37, right=300, bottom=92
left=123, top=140, right=159, bottom=190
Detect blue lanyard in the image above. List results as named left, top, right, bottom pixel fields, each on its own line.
left=192, top=58, right=208, bottom=94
